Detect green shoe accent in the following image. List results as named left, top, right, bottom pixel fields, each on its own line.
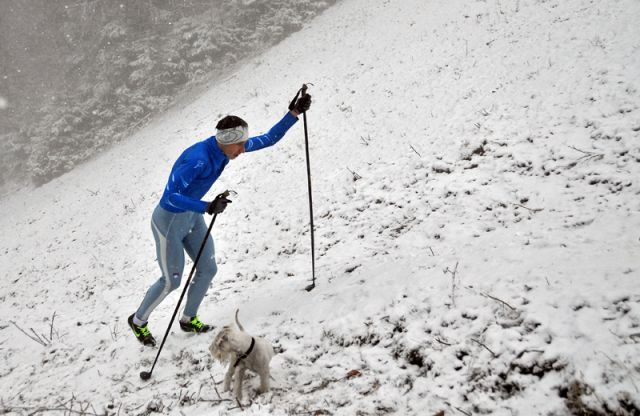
left=191, top=316, right=203, bottom=329
left=128, top=314, right=157, bottom=346
left=179, top=316, right=212, bottom=333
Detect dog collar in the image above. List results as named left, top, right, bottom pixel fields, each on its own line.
left=233, top=337, right=255, bottom=368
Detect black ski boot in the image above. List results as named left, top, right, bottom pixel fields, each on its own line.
left=179, top=316, right=212, bottom=333
left=128, top=314, right=157, bottom=347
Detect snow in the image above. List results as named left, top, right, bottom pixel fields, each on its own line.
left=1, top=0, right=639, bottom=414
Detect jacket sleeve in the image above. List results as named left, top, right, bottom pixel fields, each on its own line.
left=244, top=112, right=298, bottom=153
left=167, top=193, right=208, bottom=213
left=165, top=159, right=209, bottom=213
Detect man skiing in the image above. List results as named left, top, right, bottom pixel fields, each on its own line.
left=128, top=91, right=312, bottom=346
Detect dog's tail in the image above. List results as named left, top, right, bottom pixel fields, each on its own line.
left=234, top=308, right=245, bottom=331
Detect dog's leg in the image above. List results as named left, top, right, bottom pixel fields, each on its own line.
left=233, top=366, right=246, bottom=401
left=258, top=369, right=271, bottom=394
left=223, top=363, right=234, bottom=392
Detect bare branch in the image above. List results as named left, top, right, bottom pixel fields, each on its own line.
left=49, top=311, right=56, bottom=341
left=346, top=167, right=362, bottom=181
left=209, top=372, right=222, bottom=399
left=1, top=398, right=103, bottom=416
left=454, top=406, right=472, bottom=416
left=30, top=328, right=49, bottom=346
left=445, top=402, right=472, bottom=416
left=513, top=203, right=544, bottom=213
left=435, top=337, right=451, bottom=346
left=444, top=262, right=460, bottom=308
left=303, top=378, right=336, bottom=394
left=471, top=338, right=497, bottom=358
left=9, top=321, right=48, bottom=346
left=227, top=398, right=248, bottom=411
left=481, top=292, right=516, bottom=311
left=567, top=145, right=604, bottom=163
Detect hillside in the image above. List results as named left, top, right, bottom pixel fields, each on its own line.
left=0, top=0, right=639, bottom=414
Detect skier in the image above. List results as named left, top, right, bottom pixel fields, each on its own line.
left=128, top=92, right=312, bottom=346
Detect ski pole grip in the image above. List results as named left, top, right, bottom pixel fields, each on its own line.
left=289, top=84, right=310, bottom=111
left=288, top=89, right=300, bottom=111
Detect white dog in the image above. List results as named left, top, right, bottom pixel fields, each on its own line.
left=209, top=309, right=275, bottom=400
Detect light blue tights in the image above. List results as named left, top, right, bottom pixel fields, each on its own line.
left=135, top=205, right=217, bottom=322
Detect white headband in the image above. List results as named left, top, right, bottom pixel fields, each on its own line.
left=216, top=125, right=249, bottom=145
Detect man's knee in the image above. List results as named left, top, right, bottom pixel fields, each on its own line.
left=197, top=257, right=217, bottom=280
left=168, top=273, right=182, bottom=291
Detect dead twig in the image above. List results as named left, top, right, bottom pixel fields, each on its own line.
left=2, top=396, right=102, bottom=416
left=0, top=405, right=101, bottom=415
left=481, top=292, right=516, bottom=311
left=209, top=372, right=222, bottom=399
left=435, top=337, right=451, bottom=346
left=471, top=338, right=498, bottom=358
left=196, top=384, right=204, bottom=402
left=409, top=144, right=422, bottom=157
left=10, top=321, right=49, bottom=346
left=444, top=262, right=460, bottom=308
left=198, top=398, right=232, bottom=404
left=110, top=321, right=119, bottom=341
left=229, top=397, right=251, bottom=411
left=346, top=167, right=362, bottom=181
left=445, top=402, right=472, bottom=416
left=515, top=349, right=545, bottom=359
left=568, top=145, right=604, bottom=163
left=304, top=378, right=335, bottom=394
left=513, top=203, right=544, bottom=213
left=49, top=311, right=56, bottom=340
left=30, top=328, right=49, bottom=346
left=455, top=406, right=472, bottom=416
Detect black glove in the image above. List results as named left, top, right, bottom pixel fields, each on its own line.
left=206, top=192, right=232, bottom=215
left=290, top=93, right=312, bottom=114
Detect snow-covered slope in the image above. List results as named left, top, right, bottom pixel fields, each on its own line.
left=1, top=0, right=639, bottom=414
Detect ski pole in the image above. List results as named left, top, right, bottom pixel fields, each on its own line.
left=140, top=191, right=229, bottom=381
left=294, top=84, right=317, bottom=292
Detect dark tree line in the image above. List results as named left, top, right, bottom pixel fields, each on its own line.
left=0, top=0, right=335, bottom=192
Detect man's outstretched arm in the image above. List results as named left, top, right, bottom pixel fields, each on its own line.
left=243, top=112, right=298, bottom=153
left=244, top=93, right=311, bottom=152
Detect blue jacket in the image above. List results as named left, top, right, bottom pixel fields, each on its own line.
left=159, top=112, right=298, bottom=213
